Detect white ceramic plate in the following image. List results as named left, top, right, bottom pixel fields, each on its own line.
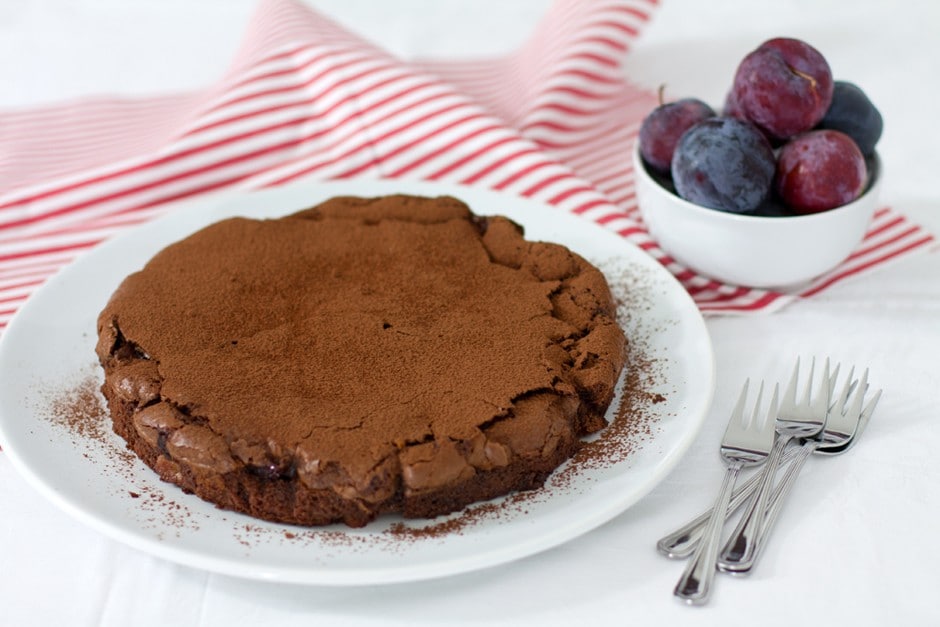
left=0, top=180, right=714, bottom=585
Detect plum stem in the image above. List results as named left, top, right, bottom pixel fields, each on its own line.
left=791, top=67, right=818, bottom=89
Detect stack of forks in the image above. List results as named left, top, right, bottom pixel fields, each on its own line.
left=664, top=358, right=882, bottom=605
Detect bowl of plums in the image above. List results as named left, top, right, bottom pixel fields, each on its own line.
left=635, top=37, right=882, bottom=288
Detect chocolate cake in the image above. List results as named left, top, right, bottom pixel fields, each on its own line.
left=96, top=194, right=627, bottom=528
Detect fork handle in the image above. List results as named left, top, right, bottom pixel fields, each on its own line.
left=717, top=435, right=792, bottom=572
left=657, top=447, right=800, bottom=558
left=674, top=463, right=741, bottom=605
left=741, top=441, right=817, bottom=572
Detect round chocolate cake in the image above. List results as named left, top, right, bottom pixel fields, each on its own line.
left=96, top=194, right=627, bottom=528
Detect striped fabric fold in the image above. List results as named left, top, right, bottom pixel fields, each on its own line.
left=0, top=0, right=934, bottom=332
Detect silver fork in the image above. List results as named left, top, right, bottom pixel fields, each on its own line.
left=657, top=368, right=877, bottom=559
left=673, top=379, right=778, bottom=605
left=656, top=447, right=800, bottom=559
left=726, top=369, right=882, bottom=574
left=717, top=357, right=833, bottom=572
left=813, top=382, right=880, bottom=456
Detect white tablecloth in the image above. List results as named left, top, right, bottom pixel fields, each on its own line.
left=2, top=1, right=939, bottom=625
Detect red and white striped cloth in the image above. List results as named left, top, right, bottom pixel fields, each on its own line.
left=0, top=0, right=933, bottom=329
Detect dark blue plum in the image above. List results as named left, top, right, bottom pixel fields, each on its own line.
left=750, top=198, right=796, bottom=218
left=818, top=81, right=883, bottom=155
left=671, top=117, right=776, bottom=214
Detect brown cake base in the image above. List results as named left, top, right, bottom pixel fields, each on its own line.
left=103, top=380, right=592, bottom=527
left=96, top=195, right=627, bottom=528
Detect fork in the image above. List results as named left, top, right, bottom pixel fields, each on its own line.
left=725, top=369, right=882, bottom=574
left=658, top=368, right=878, bottom=559
left=673, top=379, right=778, bottom=605
left=717, top=357, right=833, bottom=572
left=657, top=447, right=800, bottom=559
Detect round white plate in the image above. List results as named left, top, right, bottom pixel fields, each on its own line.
left=0, top=180, right=714, bottom=585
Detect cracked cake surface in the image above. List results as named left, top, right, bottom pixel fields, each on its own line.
left=96, top=194, right=628, bottom=528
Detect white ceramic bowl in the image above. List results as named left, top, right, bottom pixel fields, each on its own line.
left=633, top=143, right=881, bottom=289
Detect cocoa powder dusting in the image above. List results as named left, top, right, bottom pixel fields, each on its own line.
left=38, top=367, right=202, bottom=537
left=36, top=255, right=678, bottom=552
left=375, top=259, right=674, bottom=542
left=45, top=372, right=110, bottom=444
left=41, top=370, right=136, bottom=468
left=223, top=335, right=674, bottom=547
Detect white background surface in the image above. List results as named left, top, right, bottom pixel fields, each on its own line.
left=2, top=1, right=939, bottom=625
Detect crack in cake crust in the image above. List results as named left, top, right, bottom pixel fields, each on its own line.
left=96, top=194, right=628, bottom=528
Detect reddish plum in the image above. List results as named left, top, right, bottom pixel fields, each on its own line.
left=639, top=98, right=715, bottom=172
left=775, top=130, right=867, bottom=213
left=723, top=89, right=746, bottom=120
left=732, top=38, right=834, bottom=141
